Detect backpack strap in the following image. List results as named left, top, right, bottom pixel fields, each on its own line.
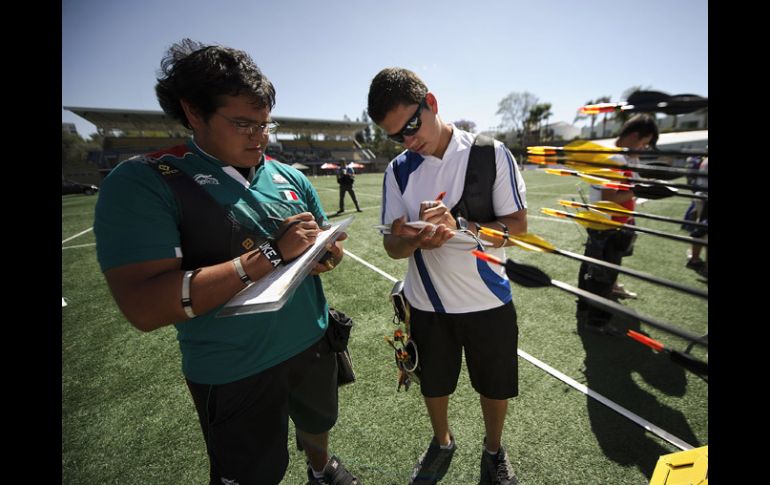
left=143, top=157, right=262, bottom=270
left=451, top=134, right=497, bottom=223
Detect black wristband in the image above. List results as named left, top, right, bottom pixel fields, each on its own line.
left=258, top=239, right=284, bottom=267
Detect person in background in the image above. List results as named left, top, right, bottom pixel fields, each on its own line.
left=336, top=161, right=362, bottom=213
left=576, top=114, right=659, bottom=335
left=685, top=156, right=708, bottom=278
left=93, top=39, right=359, bottom=485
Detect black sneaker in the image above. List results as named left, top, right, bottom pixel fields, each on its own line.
left=479, top=442, right=517, bottom=485
left=306, top=455, right=360, bottom=485
left=409, top=436, right=456, bottom=484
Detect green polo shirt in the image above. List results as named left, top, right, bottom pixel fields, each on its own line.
left=94, top=140, right=329, bottom=384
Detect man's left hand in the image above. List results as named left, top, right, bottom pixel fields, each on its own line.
left=311, top=232, right=348, bottom=275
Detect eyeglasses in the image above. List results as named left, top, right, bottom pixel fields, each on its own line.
left=214, top=112, right=280, bottom=136
left=387, top=98, right=428, bottom=143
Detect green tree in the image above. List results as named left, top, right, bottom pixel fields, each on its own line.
left=367, top=124, right=403, bottom=161
left=573, top=99, right=599, bottom=138
left=62, top=129, right=87, bottom=175
left=593, top=95, right=611, bottom=137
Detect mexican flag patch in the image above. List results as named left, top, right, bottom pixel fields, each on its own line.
left=281, top=190, right=299, bottom=201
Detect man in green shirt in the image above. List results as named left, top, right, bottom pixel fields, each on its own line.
left=94, top=38, right=359, bottom=485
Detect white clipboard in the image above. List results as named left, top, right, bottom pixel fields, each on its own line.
left=217, top=216, right=354, bottom=317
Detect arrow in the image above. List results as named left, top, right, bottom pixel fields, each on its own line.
left=477, top=228, right=707, bottom=299
left=527, top=154, right=705, bottom=181
left=543, top=167, right=707, bottom=197
left=627, top=330, right=708, bottom=378
left=541, top=208, right=709, bottom=246
left=558, top=200, right=708, bottom=230
left=541, top=167, right=707, bottom=201
left=472, top=251, right=707, bottom=347
left=579, top=91, right=708, bottom=116
left=579, top=168, right=708, bottom=193
left=528, top=139, right=708, bottom=158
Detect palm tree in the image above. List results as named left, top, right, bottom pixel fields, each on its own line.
left=539, top=103, right=553, bottom=142
left=573, top=99, right=598, bottom=139
left=594, top=96, right=611, bottom=137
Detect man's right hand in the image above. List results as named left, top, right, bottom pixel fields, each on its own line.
left=274, top=212, right=320, bottom=262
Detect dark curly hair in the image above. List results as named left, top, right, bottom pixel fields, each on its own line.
left=367, top=67, right=428, bottom=123
left=155, top=38, right=276, bottom=129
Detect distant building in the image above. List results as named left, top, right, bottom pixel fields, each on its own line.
left=62, top=122, right=78, bottom=135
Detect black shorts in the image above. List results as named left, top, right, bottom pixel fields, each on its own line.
left=186, top=339, right=338, bottom=485
left=409, top=301, right=519, bottom=399
left=287, top=338, right=339, bottom=434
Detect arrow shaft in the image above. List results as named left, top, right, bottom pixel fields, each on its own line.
left=554, top=248, right=708, bottom=299
left=565, top=201, right=708, bottom=229
left=549, top=209, right=709, bottom=246
left=614, top=223, right=708, bottom=246
left=529, top=156, right=708, bottom=179
left=548, top=279, right=707, bottom=347
left=534, top=147, right=708, bottom=157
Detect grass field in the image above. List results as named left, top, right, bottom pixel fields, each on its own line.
left=62, top=169, right=708, bottom=484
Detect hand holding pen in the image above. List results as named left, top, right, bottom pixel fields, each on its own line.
left=419, top=191, right=454, bottom=227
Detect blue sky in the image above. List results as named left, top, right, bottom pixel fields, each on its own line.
left=62, top=0, right=707, bottom=138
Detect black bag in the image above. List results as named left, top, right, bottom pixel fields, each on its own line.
left=336, top=348, right=356, bottom=386
left=326, top=308, right=354, bottom=352
left=326, top=308, right=356, bottom=386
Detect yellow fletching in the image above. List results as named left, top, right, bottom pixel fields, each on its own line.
left=510, top=233, right=556, bottom=252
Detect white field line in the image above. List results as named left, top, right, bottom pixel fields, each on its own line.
left=62, top=243, right=96, bottom=250
left=62, top=227, right=93, bottom=244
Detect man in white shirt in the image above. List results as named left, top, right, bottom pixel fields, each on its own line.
left=367, top=67, right=526, bottom=485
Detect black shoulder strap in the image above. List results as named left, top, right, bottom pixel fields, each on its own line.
left=451, top=134, right=497, bottom=223
left=143, top=157, right=259, bottom=270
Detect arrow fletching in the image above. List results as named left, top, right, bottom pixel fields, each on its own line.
left=503, top=260, right=553, bottom=288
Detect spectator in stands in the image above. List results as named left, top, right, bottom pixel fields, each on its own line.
left=336, top=161, right=362, bottom=213
left=93, top=39, right=359, bottom=485
left=368, top=67, right=526, bottom=485
left=576, top=114, right=659, bottom=335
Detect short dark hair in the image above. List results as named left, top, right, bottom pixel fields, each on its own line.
left=155, top=38, right=276, bottom=129
left=367, top=67, right=428, bottom=123
left=618, top=113, right=659, bottom=148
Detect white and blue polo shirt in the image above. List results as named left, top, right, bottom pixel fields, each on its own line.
left=381, top=127, right=527, bottom=314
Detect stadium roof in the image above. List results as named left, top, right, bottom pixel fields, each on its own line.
left=64, top=106, right=367, bottom=137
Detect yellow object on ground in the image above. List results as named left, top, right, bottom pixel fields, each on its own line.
left=649, top=445, right=707, bottom=485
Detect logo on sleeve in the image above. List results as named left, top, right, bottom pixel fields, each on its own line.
left=272, top=173, right=289, bottom=184
left=280, top=190, right=299, bottom=201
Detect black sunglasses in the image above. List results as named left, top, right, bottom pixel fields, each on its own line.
left=387, top=98, right=428, bottom=143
